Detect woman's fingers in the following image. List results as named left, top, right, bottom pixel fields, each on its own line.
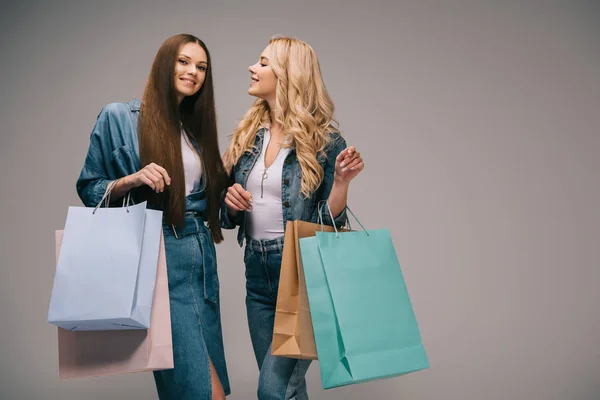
left=225, top=195, right=244, bottom=211
left=228, top=185, right=252, bottom=210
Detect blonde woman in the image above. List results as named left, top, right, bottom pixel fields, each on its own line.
left=222, top=36, right=364, bottom=399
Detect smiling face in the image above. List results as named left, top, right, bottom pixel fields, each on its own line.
left=173, top=42, right=208, bottom=103
left=247, top=45, right=278, bottom=103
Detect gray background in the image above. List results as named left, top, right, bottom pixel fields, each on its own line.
left=1, top=1, right=598, bottom=399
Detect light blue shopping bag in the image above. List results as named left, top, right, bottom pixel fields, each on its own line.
left=48, top=187, right=163, bottom=331
left=299, top=205, right=429, bottom=389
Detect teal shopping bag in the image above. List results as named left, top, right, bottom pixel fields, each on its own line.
left=299, top=206, right=429, bottom=389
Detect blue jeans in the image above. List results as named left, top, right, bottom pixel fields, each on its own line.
left=153, top=213, right=231, bottom=399
left=244, top=236, right=312, bottom=400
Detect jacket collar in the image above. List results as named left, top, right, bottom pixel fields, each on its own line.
left=253, top=126, right=296, bottom=150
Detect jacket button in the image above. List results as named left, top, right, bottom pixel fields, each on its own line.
left=285, top=159, right=292, bottom=165
left=283, top=201, right=290, bottom=207
left=283, top=179, right=289, bottom=185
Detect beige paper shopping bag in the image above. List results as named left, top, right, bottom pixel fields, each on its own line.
left=54, top=230, right=173, bottom=378
left=272, top=220, right=345, bottom=360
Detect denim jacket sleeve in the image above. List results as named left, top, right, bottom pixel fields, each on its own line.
left=76, top=104, right=125, bottom=207
left=220, top=176, right=242, bottom=230
left=310, top=133, right=348, bottom=228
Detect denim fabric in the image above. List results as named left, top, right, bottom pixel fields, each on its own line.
left=76, top=99, right=207, bottom=213
left=221, top=128, right=348, bottom=247
left=221, top=128, right=350, bottom=398
left=244, top=236, right=311, bottom=400
left=154, top=213, right=231, bottom=399
left=75, top=101, right=230, bottom=398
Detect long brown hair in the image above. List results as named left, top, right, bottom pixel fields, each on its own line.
left=138, top=33, right=230, bottom=243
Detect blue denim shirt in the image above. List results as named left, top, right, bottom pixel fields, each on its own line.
left=221, top=127, right=348, bottom=246
left=76, top=99, right=208, bottom=215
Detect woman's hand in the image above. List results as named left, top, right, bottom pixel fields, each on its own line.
left=334, top=146, right=364, bottom=184
left=127, top=163, right=171, bottom=193
left=224, top=183, right=253, bottom=213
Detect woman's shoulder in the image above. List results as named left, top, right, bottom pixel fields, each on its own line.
left=97, top=98, right=141, bottom=119
left=324, top=131, right=346, bottom=152
left=326, top=131, right=343, bottom=142
left=89, top=99, right=141, bottom=145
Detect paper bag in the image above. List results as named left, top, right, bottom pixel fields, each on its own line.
left=54, top=230, right=174, bottom=378
left=299, top=226, right=429, bottom=389
left=48, top=203, right=162, bottom=331
left=271, top=220, right=343, bottom=360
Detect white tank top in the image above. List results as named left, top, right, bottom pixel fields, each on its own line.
left=181, top=130, right=202, bottom=195
left=246, top=128, right=291, bottom=240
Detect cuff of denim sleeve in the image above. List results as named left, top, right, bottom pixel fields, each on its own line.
left=91, top=179, right=110, bottom=208
left=318, top=200, right=348, bottom=229
left=332, top=205, right=348, bottom=229
left=220, top=201, right=238, bottom=229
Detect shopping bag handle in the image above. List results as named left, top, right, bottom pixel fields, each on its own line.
left=317, top=200, right=369, bottom=238
left=92, top=178, right=133, bottom=214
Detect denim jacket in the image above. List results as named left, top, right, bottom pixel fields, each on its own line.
left=76, top=99, right=208, bottom=215
left=221, top=127, right=348, bottom=246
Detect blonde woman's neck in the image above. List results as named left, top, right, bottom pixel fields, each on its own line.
left=267, top=107, right=286, bottom=143
left=269, top=122, right=286, bottom=143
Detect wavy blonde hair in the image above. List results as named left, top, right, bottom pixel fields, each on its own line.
left=225, top=35, right=339, bottom=197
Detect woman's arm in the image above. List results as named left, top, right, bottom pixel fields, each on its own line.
left=76, top=106, right=119, bottom=207
left=310, top=135, right=364, bottom=227
left=76, top=105, right=171, bottom=207
left=327, top=145, right=364, bottom=217
left=220, top=149, right=252, bottom=229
